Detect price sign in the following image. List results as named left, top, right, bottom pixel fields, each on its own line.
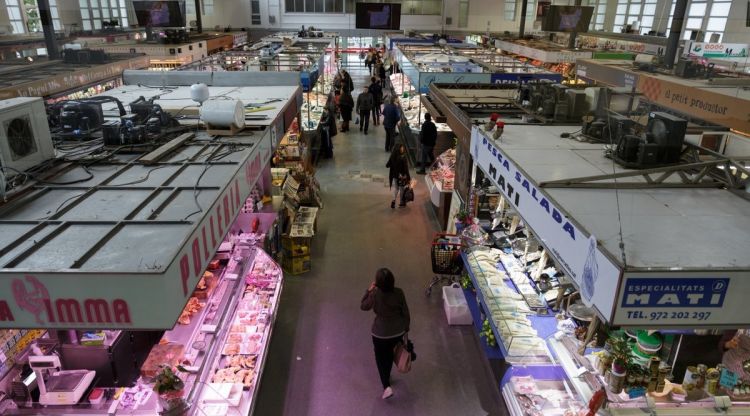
left=720, top=368, right=739, bottom=389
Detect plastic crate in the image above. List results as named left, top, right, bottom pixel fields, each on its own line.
left=442, top=284, right=472, bottom=325
left=282, top=255, right=311, bottom=275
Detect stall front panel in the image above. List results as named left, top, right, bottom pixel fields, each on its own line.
left=0, top=134, right=273, bottom=330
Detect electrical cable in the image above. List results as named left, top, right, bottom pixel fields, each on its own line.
left=603, top=95, right=628, bottom=268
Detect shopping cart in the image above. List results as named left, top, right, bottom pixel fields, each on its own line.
left=425, top=233, right=464, bottom=296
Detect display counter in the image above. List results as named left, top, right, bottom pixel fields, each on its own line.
left=424, top=148, right=455, bottom=229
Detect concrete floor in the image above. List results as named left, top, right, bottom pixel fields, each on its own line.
left=253, top=67, right=507, bottom=416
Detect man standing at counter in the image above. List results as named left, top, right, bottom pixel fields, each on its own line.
left=416, top=113, right=437, bottom=174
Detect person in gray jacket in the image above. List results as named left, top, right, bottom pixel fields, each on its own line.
left=356, top=86, right=374, bottom=134
left=361, top=268, right=410, bottom=399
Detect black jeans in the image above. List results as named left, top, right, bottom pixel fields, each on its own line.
left=372, top=103, right=381, bottom=124
left=359, top=109, right=370, bottom=132
left=420, top=145, right=435, bottom=169
left=372, top=335, right=403, bottom=389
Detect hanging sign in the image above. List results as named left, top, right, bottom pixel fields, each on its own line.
left=613, top=271, right=748, bottom=327
left=470, top=127, right=622, bottom=320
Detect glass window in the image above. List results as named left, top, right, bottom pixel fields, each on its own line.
left=314, top=0, right=323, bottom=12
left=285, top=0, right=294, bottom=11
left=615, top=15, right=626, bottom=25
left=642, top=16, right=654, bottom=27
left=295, top=0, right=304, bottom=11
left=616, top=4, right=627, bottom=14
left=711, top=2, right=730, bottom=15
left=94, top=20, right=101, bottom=29
left=643, top=4, right=655, bottom=14
left=92, top=9, right=100, bottom=17
left=706, top=17, right=726, bottom=31
left=689, top=2, right=707, bottom=16
left=628, top=3, right=641, bottom=14
left=686, top=17, right=702, bottom=28
left=82, top=20, right=92, bottom=30
left=325, top=0, right=334, bottom=12
left=305, top=0, right=313, bottom=12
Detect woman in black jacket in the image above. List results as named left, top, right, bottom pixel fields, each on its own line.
left=361, top=268, right=410, bottom=399
left=338, top=90, right=354, bottom=132
left=386, top=143, right=411, bottom=209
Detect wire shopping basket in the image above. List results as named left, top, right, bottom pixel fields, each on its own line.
left=426, top=233, right=464, bottom=296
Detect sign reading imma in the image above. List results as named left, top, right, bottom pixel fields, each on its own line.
left=622, top=278, right=729, bottom=308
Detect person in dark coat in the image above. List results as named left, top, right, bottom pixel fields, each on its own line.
left=368, top=76, right=383, bottom=126
left=416, top=113, right=437, bottom=174
left=361, top=268, right=410, bottom=399
left=356, top=86, right=374, bottom=134
left=378, top=61, right=387, bottom=87
left=340, top=69, right=354, bottom=94
left=386, top=143, right=410, bottom=208
left=338, top=90, right=354, bottom=132
left=382, top=96, right=400, bottom=153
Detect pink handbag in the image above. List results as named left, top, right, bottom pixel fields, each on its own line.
left=393, top=334, right=412, bottom=373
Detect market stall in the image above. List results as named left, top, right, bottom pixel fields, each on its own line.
left=457, top=123, right=750, bottom=415
left=0, top=78, right=300, bottom=413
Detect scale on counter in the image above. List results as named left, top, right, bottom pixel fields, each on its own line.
left=28, top=355, right=95, bottom=406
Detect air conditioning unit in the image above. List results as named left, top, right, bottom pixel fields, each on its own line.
left=0, top=97, right=56, bottom=176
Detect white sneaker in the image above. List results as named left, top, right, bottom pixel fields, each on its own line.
left=381, top=386, right=393, bottom=399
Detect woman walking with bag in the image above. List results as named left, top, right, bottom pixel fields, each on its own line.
left=361, top=268, right=410, bottom=399
left=386, top=143, right=410, bottom=209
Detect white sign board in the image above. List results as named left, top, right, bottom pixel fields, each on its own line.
left=613, top=271, right=748, bottom=327
left=687, top=42, right=749, bottom=58
left=470, top=127, right=622, bottom=320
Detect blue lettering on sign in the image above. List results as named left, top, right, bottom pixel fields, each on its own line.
left=481, top=135, right=576, bottom=241
left=622, top=278, right=729, bottom=308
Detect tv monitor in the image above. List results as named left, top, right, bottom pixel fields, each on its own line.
left=355, top=3, right=402, bottom=30
left=541, top=6, right=594, bottom=32
left=132, top=1, right=186, bottom=28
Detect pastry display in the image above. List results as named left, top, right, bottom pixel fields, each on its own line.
left=178, top=297, right=206, bottom=325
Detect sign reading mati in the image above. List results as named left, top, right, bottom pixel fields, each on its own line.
left=622, top=278, right=729, bottom=308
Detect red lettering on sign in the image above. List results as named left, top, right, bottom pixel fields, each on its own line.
left=210, top=217, right=217, bottom=247
left=43, top=299, right=56, bottom=323
left=223, top=194, right=231, bottom=228
left=233, top=180, right=241, bottom=209
left=191, top=238, right=202, bottom=276
left=0, top=301, right=14, bottom=321
left=216, top=205, right=223, bottom=236
left=179, top=255, right=190, bottom=296
left=113, top=299, right=131, bottom=324
left=201, top=226, right=210, bottom=261
left=56, top=299, right=83, bottom=323
left=85, top=299, right=111, bottom=323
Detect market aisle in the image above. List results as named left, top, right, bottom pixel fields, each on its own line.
left=254, top=67, right=507, bottom=416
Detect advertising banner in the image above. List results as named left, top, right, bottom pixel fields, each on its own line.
left=470, top=127, right=622, bottom=320
left=613, top=271, right=749, bottom=327
left=687, top=42, right=749, bottom=58
left=491, top=73, right=563, bottom=84
left=637, top=75, right=750, bottom=134
left=0, top=136, right=272, bottom=329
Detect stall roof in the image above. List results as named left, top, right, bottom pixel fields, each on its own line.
left=98, top=84, right=299, bottom=128
left=487, top=125, right=750, bottom=271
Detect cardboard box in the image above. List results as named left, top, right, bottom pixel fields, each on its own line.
left=283, top=255, right=311, bottom=275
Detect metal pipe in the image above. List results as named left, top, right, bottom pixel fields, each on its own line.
left=36, top=0, right=59, bottom=59
left=663, top=0, right=688, bottom=69
left=567, top=0, right=583, bottom=49
left=519, top=0, right=529, bottom=38
left=194, top=0, right=203, bottom=33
